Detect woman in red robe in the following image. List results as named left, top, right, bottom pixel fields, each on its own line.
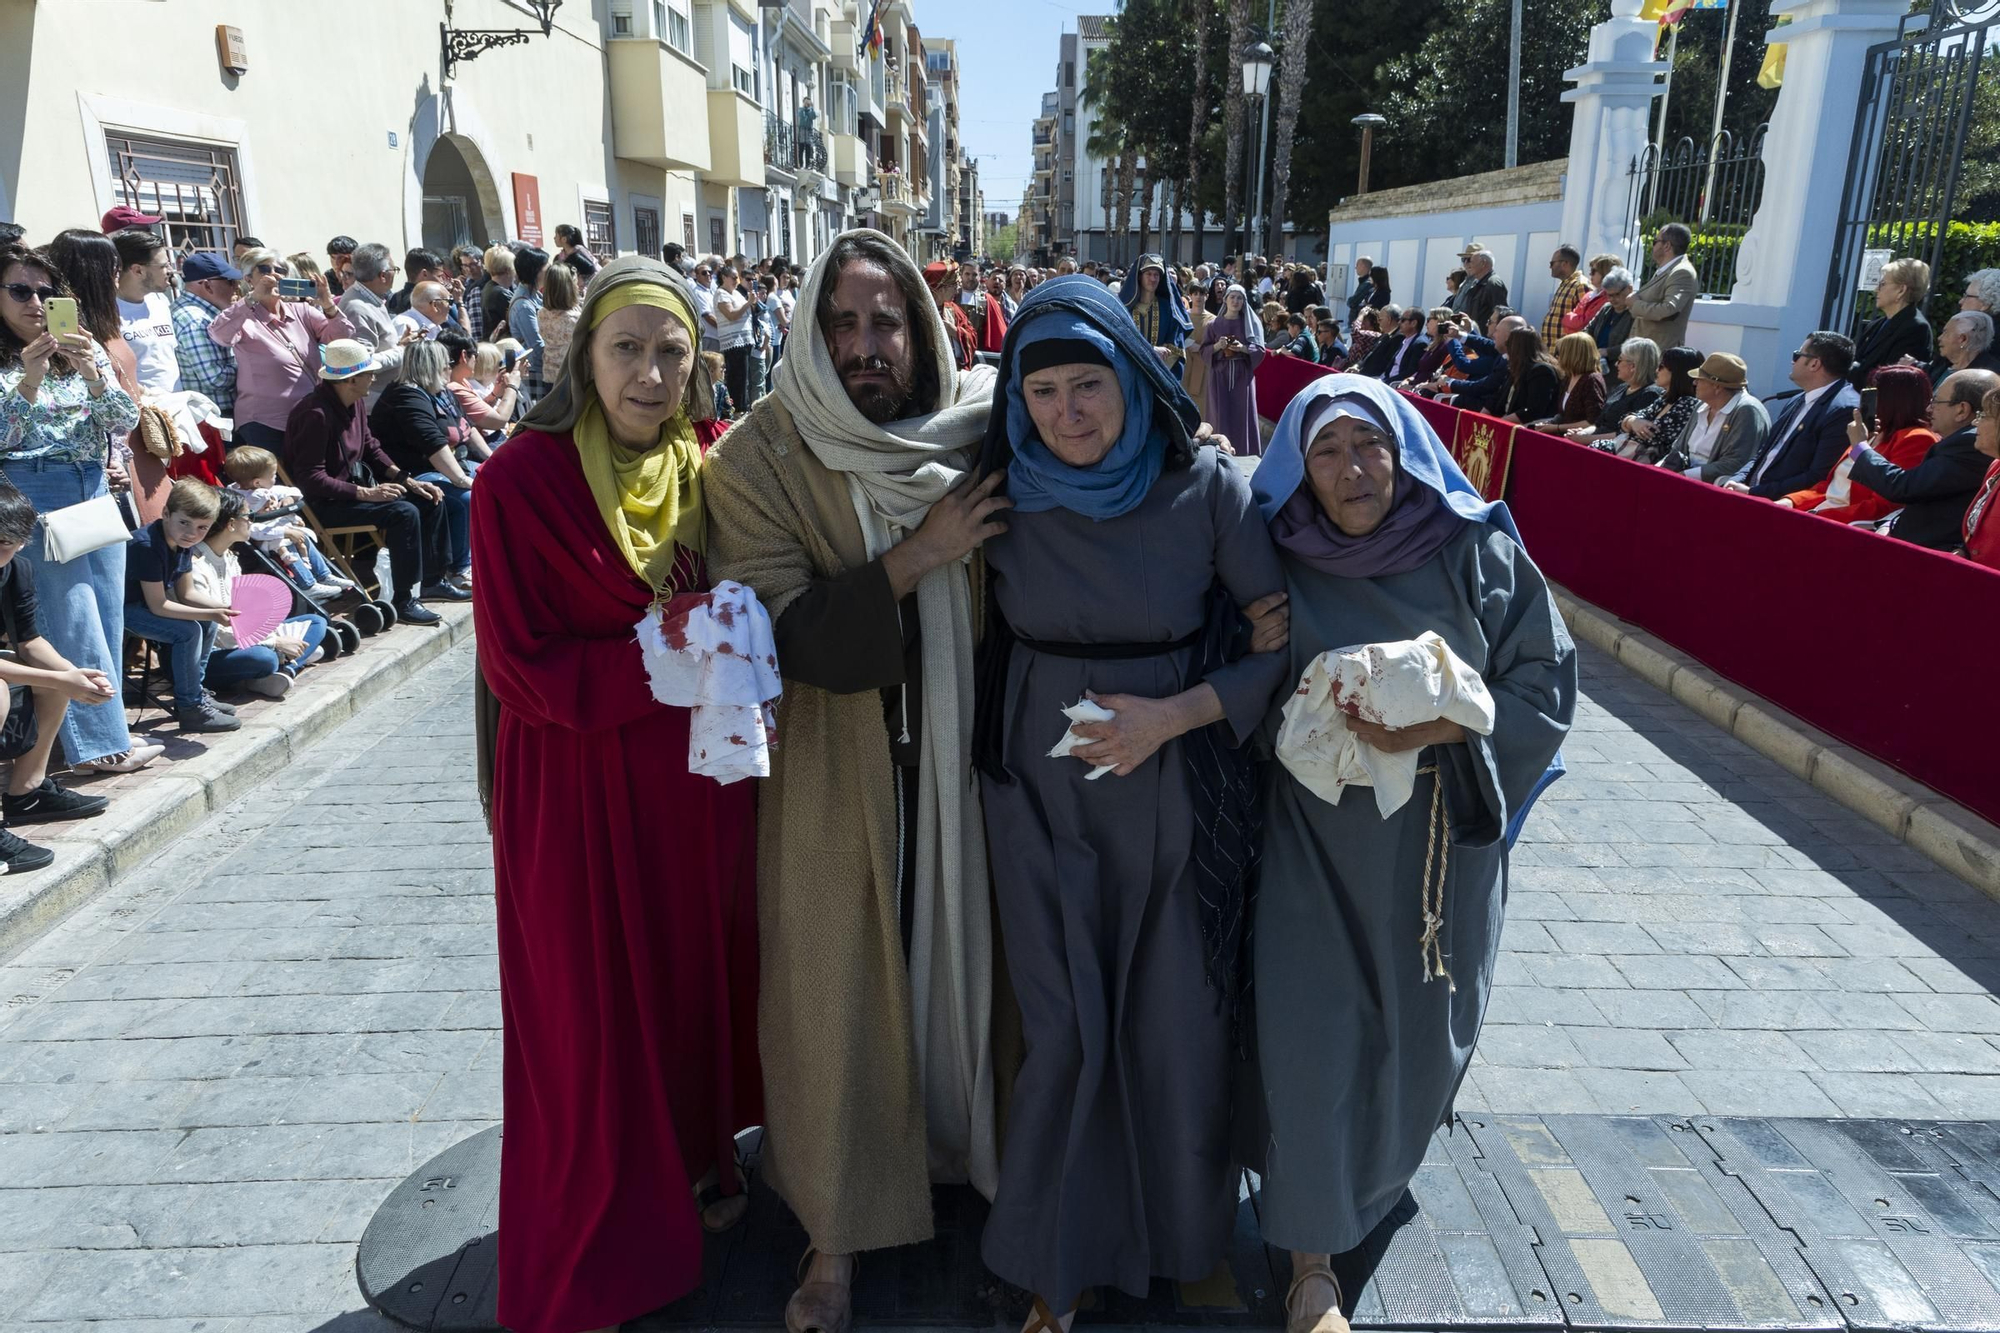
left=472, top=256, right=759, bottom=1333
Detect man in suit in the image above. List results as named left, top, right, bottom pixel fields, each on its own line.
left=1373, top=308, right=1430, bottom=380
left=1616, top=222, right=1699, bottom=352
left=1665, top=352, right=1769, bottom=482
left=1851, top=369, right=2000, bottom=550
left=1451, top=246, right=1509, bottom=334
left=1726, top=331, right=1862, bottom=498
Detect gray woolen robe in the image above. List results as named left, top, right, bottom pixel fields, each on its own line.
left=979, top=446, right=1288, bottom=1306
left=1250, top=519, right=1575, bottom=1255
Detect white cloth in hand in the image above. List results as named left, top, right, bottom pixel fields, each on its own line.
left=636, top=579, right=783, bottom=785
left=1276, top=631, right=1496, bottom=817
left=1048, top=698, right=1117, bottom=780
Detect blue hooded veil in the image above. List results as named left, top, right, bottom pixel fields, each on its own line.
left=1250, top=373, right=1563, bottom=845
left=1119, top=253, right=1192, bottom=343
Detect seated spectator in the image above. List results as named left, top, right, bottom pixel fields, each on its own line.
left=1343, top=307, right=1384, bottom=373
left=1850, top=258, right=1933, bottom=386
left=1963, top=269, right=2000, bottom=315
left=1960, top=385, right=2000, bottom=569
left=1375, top=308, right=1430, bottom=381
left=1427, top=312, right=1528, bottom=413
left=443, top=330, right=519, bottom=437
left=1564, top=337, right=1661, bottom=443
left=388, top=247, right=446, bottom=316
left=1499, top=329, right=1561, bottom=423
left=283, top=340, right=450, bottom=626
left=220, top=445, right=350, bottom=596
left=0, top=482, right=115, bottom=871
left=188, top=490, right=328, bottom=699
left=1277, top=313, right=1318, bottom=362
left=1726, top=331, right=1862, bottom=498
left=1260, top=299, right=1290, bottom=346
left=1397, top=308, right=1458, bottom=388
left=1353, top=304, right=1404, bottom=376
left=368, top=341, right=478, bottom=597
left=1661, top=353, right=1768, bottom=481
left=1925, top=311, right=2000, bottom=387
left=393, top=281, right=454, bottom=342
left=538, top=261, right=582, bottom=383
left=1314, top=319, right=1347, bottom=367
left=1602, top=345, right=1702, bottom=461
left=1562, top=254, right=1621, bottom=336
left=1779, top=364, right=1936, bottom=523
left=1850, top=368, right=1999, bottom=551
left=123, top=479, right=240, bottom=733
left=1533, top=331, right=1607, bottom=429
left=1586, top=267, right=1637, bottom=367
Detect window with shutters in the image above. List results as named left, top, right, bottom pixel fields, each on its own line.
left=662, top=0, right=692, bottom=54
left=728, top=12, right=756, bottom=99
left=583, top=199, right=616, bottom=255
left=103, top=132, right=247, bottom=259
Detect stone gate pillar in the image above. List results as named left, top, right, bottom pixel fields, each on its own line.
left=1558, top=0, right=1667, bottom=264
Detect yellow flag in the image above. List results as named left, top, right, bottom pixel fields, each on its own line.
left=1638, top=0, right=1674, bottom=18
left=1758, top=15, right=1791, bottom=89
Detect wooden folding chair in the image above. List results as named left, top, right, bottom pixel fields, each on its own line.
left=272, top=460, right=388, bottom=599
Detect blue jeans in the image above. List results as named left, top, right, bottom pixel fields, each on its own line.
left=206, top=613, right=329, bottom=686
left=416, top=469, right=475, bottom=577
left=1, top=459, right=133, bottom=764
left=124, top=604, right=211, bottom=709
left=234, top=421, right=286, bottom=453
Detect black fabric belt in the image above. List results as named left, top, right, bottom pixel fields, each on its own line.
left=1012, top=627, right=1202, bottom=661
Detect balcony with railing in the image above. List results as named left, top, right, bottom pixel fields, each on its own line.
left=877, top=170, right=915, bottom=214
left=765, top=113, right=830, bottom=175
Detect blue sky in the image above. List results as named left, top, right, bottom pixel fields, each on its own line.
left=929, top=1, right=1096, bottom=220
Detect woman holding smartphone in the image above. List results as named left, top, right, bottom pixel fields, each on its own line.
left=0, top=243, right=163, bottom=774
left=207, top=248, right=353, bottom=454
left=1197, top=284, right=1266, bottom=457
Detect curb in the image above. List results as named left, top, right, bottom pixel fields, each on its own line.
left=1551, top=585, right=2000, bottom=899
left=0, top=604, right=476, bottom=961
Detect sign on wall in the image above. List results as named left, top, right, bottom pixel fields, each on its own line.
left=512, top=173, right=544, bottom=247
left=1857, top=248, right=1893, bottom=292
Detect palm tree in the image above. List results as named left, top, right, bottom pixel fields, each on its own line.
left=1222, top=0, right=1252, bottom=258
left=1265, top=0, right=1316, bottom=257
left=1182, top=0, right=1214, bottom=262
left=1082, top=48, right=1133, bottom=265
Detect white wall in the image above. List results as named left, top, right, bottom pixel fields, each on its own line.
left=1327, top=199, right=1565, bottom=324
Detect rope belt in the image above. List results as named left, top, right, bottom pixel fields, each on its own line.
left=1416, top=764, right=1454, bottom=991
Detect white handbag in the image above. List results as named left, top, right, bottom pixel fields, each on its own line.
left=41, top=494, right=130, bottom=563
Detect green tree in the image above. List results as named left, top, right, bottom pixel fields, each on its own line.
left=988, top=223, right=1019, bottom=265
left=1264, top=0, right=1317, bottom=257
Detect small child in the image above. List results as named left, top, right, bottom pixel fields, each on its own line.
left=188, top=490, right=330, bottom=700
left=703, top=350, right=733, bottom=419
left=123, top=479, right=240, bottom=733
left=221, top=445, right=353, bottom=598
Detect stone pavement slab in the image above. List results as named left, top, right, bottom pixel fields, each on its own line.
left=1, top=637, right=1999, bottom=1328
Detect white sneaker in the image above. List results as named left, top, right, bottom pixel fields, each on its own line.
left=77, top=742, right=167, bottom=774
left=303, top=647, right=326, bottom=667
left=242, top=673, right=294, bottom=700
left=308, top=582, right=344, bottom=598
left=324, top=575, right=358, bottom=590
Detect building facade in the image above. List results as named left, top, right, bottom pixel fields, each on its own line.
left=0, top=0, right=965, bottom=270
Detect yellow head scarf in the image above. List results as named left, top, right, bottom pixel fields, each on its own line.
left=571, top=282, right=706, bottom=592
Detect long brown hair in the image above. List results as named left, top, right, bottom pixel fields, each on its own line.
left=44, top=230, right=121, bottom=343
left=1506, top=328, right=1553, bottom=388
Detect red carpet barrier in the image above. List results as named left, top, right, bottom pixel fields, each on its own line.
left=1254, top=352, right=1334, bottom=424
left=1408, top=394, right=2000, bottom=826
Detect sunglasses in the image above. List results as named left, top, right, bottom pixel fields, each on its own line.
left=253, top=263, right=281, bottom=276
left=1, top=283, right=57, bottom=304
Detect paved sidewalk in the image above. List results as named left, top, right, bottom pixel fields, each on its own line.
left=0, top=637, right=1996, bottom=1328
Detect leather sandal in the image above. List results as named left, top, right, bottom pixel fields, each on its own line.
left=1285, top=1263, right=1350, bottom=1333
left=785, top=1249, right=854, bottom=1333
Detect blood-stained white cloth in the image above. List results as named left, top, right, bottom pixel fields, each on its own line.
left=1047, top=698, right=1118, bottom=780
left=636, top=579, right=783, bottom=784
left=1275, top=631, right=1496, bottom=817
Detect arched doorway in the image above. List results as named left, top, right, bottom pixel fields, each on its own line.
left=421, top=135, right=491, bottom=251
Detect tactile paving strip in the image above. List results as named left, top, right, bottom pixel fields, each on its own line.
left=355, top=1117, right=2000, bottom=1331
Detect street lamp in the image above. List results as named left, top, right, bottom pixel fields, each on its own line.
left=1352, top=114, right=1386, bottom=196
left=1238, top=41, right=1274, bottom=260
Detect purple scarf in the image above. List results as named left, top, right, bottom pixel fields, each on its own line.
left=1269, top=397, right=1468, bottom=577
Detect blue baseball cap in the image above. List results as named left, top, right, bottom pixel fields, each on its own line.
left=182, top=251, right=243, bottom=283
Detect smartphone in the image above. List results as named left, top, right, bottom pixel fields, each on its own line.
left=503, top=349, right=519, bottom=372
left=1860, top=386, right=1878, bottom=432
left=44, top=297, right=79, bottom=341
left=277, top=277, right=317, bottom=301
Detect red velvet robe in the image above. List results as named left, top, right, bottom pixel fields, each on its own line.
left=471, top=422, right=759, bottom=1333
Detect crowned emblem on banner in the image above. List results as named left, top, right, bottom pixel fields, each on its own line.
left=1461, top=419, right=1496, bottom=496
left=1447, top=411, right=1516, bottom=503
